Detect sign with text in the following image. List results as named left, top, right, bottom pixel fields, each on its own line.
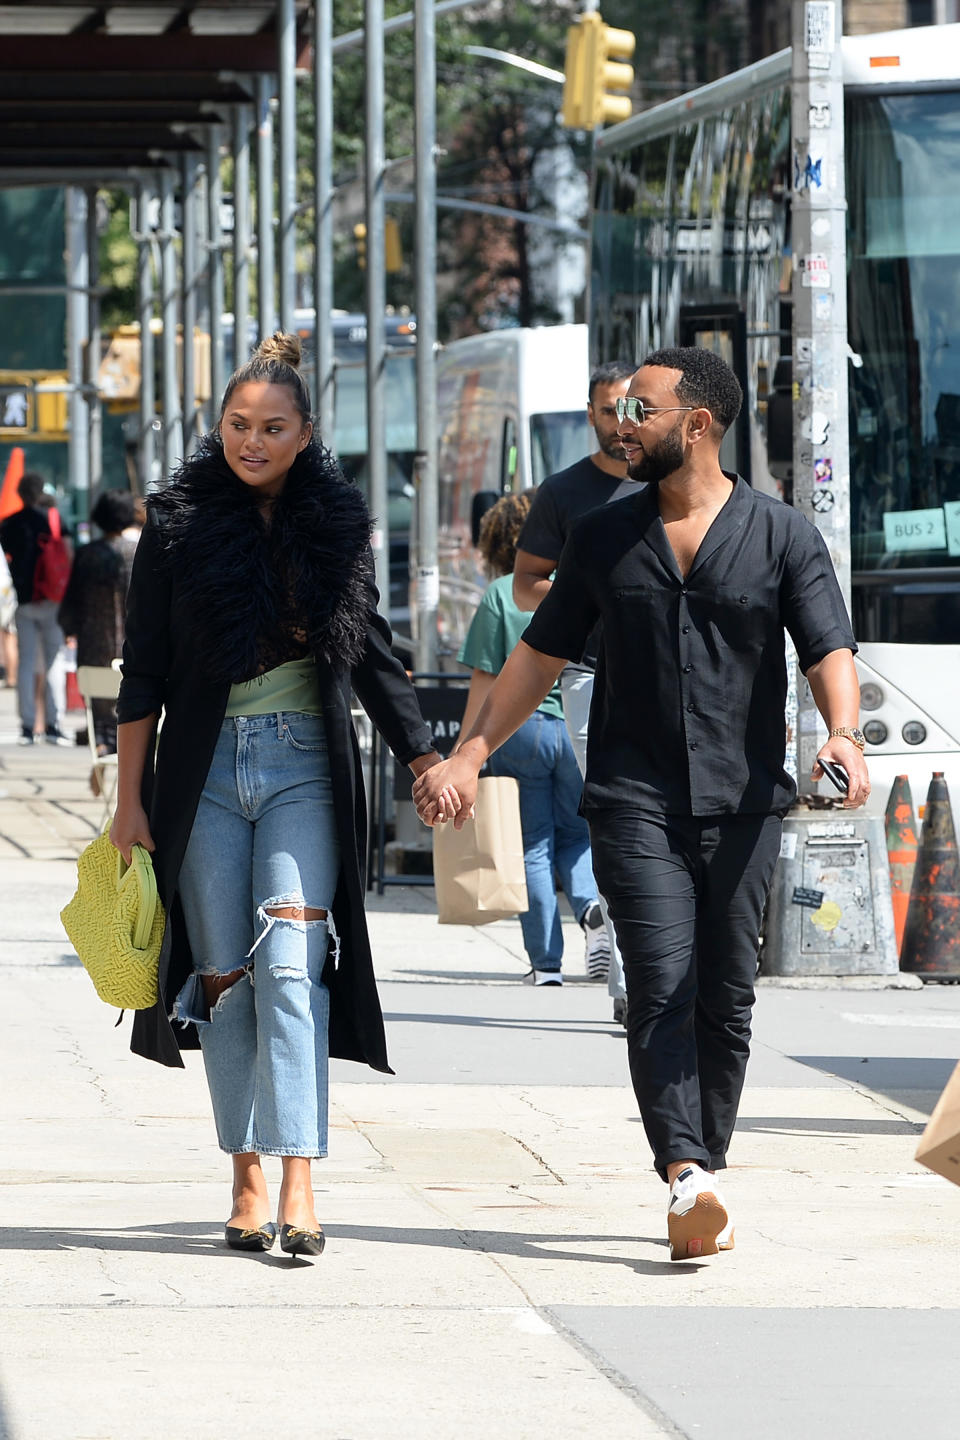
left=883, top=507, right=947, bottom=553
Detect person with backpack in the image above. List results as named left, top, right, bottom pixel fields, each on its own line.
left=0, top=470, right=72, bottom=744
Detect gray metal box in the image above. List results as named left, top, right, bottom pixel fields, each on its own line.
left=762, top=808, right=899, bottom=976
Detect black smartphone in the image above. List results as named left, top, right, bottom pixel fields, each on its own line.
left=818, top=758, right=849, bottom=795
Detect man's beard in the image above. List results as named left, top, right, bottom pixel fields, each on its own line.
left=625, top=425, right=685, bottom=486
left=597, top=429, right=628, bottom=462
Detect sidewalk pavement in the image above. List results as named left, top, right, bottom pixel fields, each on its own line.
left=1, top=679, right=959, bottom=1440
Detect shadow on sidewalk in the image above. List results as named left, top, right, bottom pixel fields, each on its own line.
left=383, top=1011, right=628, bottom=1041
left=0, top=1220, right=702, bottom=1275
left=734, top=1114, right=923, bottom=1137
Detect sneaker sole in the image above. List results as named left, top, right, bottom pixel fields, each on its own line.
left=717, top=1228, right=735, bottom=1252
left=668, top=1193, right=728, bottom=1261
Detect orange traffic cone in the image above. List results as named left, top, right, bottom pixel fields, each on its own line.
left=885, top=775, right=918, bottom=956
left=900, top=773, right=960, bottom=978
left=0, top=446, right=25, bottom=520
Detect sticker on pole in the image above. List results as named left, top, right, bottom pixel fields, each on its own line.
left=792, top=886, right=824, bottom=909
left=416, top=565, right=439, bottom=610
left=801, top=253, right=830, bottom=288
left=804, top=2, right=835, bottom=52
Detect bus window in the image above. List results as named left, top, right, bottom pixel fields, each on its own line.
left=847, top=88, right=960, bottom=643
left=529, top=412, right=593, bottom=485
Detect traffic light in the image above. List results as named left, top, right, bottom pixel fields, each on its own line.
left=35, top=373, right=69, bottom=435
left=385, top=217, right=402, bottom=274
left=562, top=12, right=635, bottom=131
left=354, top=221, right=367, bottom=270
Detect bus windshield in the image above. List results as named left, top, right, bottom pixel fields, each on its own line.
left=847, top=89, right=960, bottom=641
left=529, top=411, right=593, bottom=486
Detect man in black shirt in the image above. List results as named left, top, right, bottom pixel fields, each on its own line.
left=514, top=359, right=638, bottom=1012
left=415, top=347, right=869, bottom=1262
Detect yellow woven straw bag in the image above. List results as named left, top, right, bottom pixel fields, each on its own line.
left=61, top=831, right=165, bottom=1010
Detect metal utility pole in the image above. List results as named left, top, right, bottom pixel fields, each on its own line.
left=181, top=152, right=200, bottom=449
left=256, top=73, right=276, bottom=337
left=84, top=186, right=102, bottom=517
left=233, top=104, right=253, bottom=368
left=158, top=168, right=183, bottom=481
left=277, top=0, right=297, bottom=332
left=791, top=0, right=850, bottom=787
left=206, top=127, right=226, bottom=409
left=413, top=0, right=439, bottom=669
left=135, top=178, right=157, bottom=491
left=65, top=187, right=90, bottom=525
left=313, top=0, right=335, bottom=443
left=364, top=0, right=389, bottom=613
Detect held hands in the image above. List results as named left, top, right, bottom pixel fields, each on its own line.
left=811, top=737, right=871, bottom=809
left=109, top=805, right=156, bottom=865
left=412, top=751, right=480, bottom=829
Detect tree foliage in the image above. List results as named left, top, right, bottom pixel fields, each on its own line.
left=95, top=1, right=753, bottom=337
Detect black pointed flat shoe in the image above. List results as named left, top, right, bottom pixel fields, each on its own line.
left=279, top=1222, right=325, bottom=1257
left=224, top=1221, right=278, bottom=1252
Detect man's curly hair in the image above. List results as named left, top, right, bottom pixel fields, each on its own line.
left=477, top=490, right=533, bottom=578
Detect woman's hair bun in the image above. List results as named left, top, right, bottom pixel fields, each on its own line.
left=255, top=330, right=302, bottom=369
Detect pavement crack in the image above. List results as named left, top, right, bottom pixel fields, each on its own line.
left=55, top=1026, right=115, bottom=1114
left=507, top=1132, right=566, bottom=1185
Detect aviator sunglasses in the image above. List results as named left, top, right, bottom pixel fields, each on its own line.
left=615, top=396, right=695, bottom=425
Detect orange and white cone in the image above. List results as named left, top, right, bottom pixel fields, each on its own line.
left=885, top=774, right=918, bottom=957
left=900, top=773, right=960, bottom=978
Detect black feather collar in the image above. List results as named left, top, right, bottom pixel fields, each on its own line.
left=150, top=435, right=373, bottom=683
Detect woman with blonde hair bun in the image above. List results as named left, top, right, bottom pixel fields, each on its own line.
left=111, top=332, right=443, bottom=1258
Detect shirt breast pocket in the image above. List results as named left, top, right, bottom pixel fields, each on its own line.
left=607, top=586, right=661, bottom=682
left=709, top=585, right=778, bottom=653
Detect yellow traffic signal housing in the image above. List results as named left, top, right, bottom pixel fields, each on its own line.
left=563, top=12, right=635, bottom=131
left=35, top=373, right=69, bottom=435
left=385, top=217, right=402, bottom=274
left=354, top=221, right=367, bottom=270
left=562, top=20, right=587, bottom=129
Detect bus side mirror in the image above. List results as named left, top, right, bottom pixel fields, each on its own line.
left=471, top=490, right=499, bottom=547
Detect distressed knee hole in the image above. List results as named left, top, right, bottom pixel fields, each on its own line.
left=201, top=966, right=250, bottom=1011
left=264, top=904, right=328, bottom=922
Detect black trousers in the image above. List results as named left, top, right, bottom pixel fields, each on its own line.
left=589, top=810, right=782, bottom=1181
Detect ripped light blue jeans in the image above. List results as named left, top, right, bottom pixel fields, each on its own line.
left=174, top=713, right=340, bottom=1157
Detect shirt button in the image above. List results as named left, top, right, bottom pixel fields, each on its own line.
left=683, top=663, right=693, bottom=673
left=681, top=625, right=690, bottom=634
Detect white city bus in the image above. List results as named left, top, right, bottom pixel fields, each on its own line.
left=435, top=324, right=591, bottom=659
left=590, top=24, right=960, bottom=816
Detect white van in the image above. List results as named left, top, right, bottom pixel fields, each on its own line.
left=435, top=324, right=591, bottom=658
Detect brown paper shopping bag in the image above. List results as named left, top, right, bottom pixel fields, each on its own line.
left=432, top=775, right=529, bottom=925
left=915, top=1060, right=960, bottom=1187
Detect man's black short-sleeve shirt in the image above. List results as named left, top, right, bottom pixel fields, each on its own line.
left=517, top=455, right=640, bottom=670
left=522, top=477, right=857, bottom=818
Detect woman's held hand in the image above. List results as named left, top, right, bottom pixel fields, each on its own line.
left=110, top=805, right=155, bottom=864
left=413, top=752, right=480, bottom=829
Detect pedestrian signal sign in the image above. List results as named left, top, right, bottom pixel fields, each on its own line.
left=0, top=383, right=31, bottom=434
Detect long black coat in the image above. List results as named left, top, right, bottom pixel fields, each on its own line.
left=117, top=442, right=434, bottom=1071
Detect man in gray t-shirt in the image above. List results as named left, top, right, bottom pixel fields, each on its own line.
left=513, top=360, right=637, bottom=1020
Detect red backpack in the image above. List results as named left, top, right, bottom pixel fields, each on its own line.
left=32, top=508, right=71, bottom=604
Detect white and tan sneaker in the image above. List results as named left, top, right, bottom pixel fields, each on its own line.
left=717, top=1215, right=735, bottom=1251
left=667, top=1164, right=728, bottom=1260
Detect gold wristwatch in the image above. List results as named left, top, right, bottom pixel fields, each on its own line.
left=829, top=726, right=866, bottom=750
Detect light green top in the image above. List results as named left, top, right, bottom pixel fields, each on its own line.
left=224, top=657, right=323, bottom=717
left=458, top=574, right=564, bottom=720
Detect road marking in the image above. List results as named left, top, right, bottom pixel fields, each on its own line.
left=840, top=1011, right=960, bottom=1029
